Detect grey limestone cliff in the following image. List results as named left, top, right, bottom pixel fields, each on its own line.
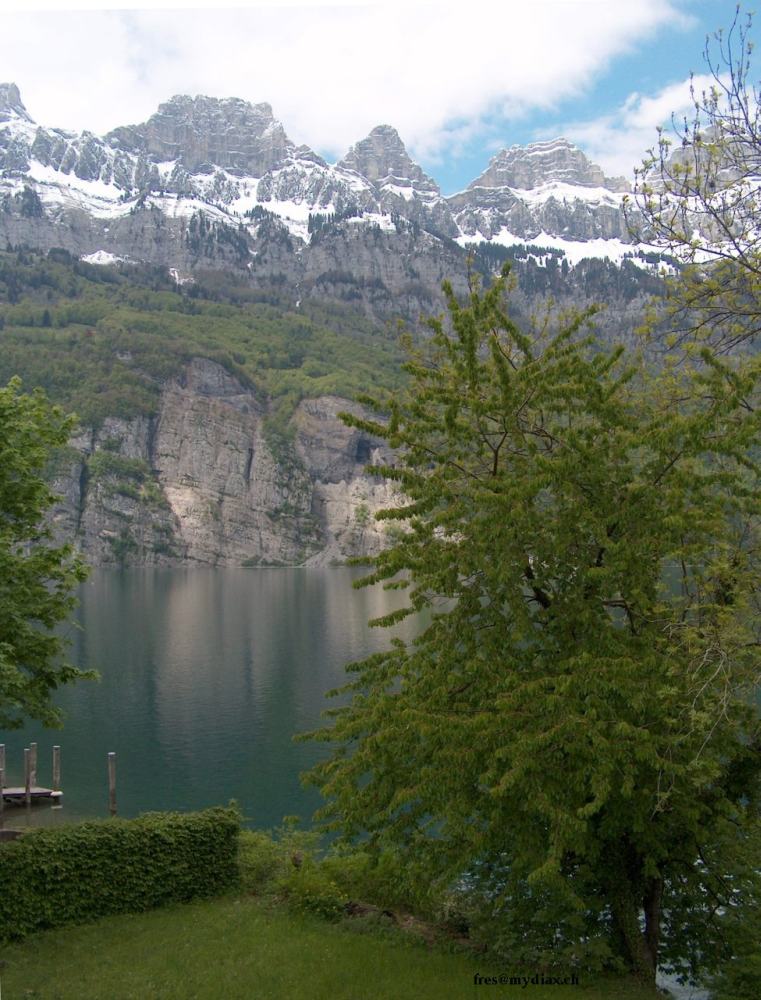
left=293, top=396, right=399, bottom=566
left=49, top=358, right=397, bottom=567
left=447, top=137, right=632, bottom=242
left=105, top=95, right=296, bottom=177
left=339, top=124, right=438, bottom=194
left=339, top=124, right=458, bottom=236
left=0, top=83, right=32, bottom=124
left=471, top=137, right=630, bottom=192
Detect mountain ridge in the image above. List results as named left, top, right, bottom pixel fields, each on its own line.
left=0, top=82, right=634, bottom=242
left=0, top=82, right=664, bottom=328
left=1, top=83, right=626, bottom=197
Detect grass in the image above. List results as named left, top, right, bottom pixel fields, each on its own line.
left=0, top=893, right=661, bottom=1000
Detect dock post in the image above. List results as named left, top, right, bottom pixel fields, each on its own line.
left=30, top=742, right=38, bottom=788
left=0, top=764, right=4, bottom=817
left=52, top=746, right=61, bottom=793
left=24, top=748, right=31, bottom=806
left=0, top=744, right=5, bottom=775
left=108, top=752, right=117, bottom=816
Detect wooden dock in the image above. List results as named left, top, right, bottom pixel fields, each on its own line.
left=1, top=787, right=63, bottom=806
left=1, top=744, right=63, bottom=810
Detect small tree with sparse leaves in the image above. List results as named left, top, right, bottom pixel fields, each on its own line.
left=629, top=5, right=761, bottom=352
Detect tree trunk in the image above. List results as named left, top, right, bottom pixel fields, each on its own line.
left=643, top=876, right=663, bottom=972
left=605, top=847, right=662, bottom=986
left=610, top=887, right=658, bottom=984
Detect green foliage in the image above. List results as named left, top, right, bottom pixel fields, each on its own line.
left=109, top=528, right=138, bottom=563
left=383, top=521, right=406, bottom=545
left=708, top=951, right=761, bottom=1000
left=0, top=377, right=91, bottom=728
left=238, top=823, right=346, bottom=919
left=0, top=806, right=241, bottom=942
left=471, top=242, right=664, bottom=303
left=454, top=864, right=620, bottom=973
left=307, top=205, right=362, bottom=239
left=19, top=187, right=44, bottom=219
left=0, top=249, right=405, bottom=430
left=88, top=451, right=151, bottom=483
left=321, top=847, right=439, bottom=917
left=354, top=502, right=370, bottom=527
left=277, top=864, right=349, bottom=920
left=238, top=829, right=283, bottom=892
left=238, top=826, right=448, bottom=925
left=43, top=443, right=84, bottom=479
left=304, top=266, right=761, bottom=984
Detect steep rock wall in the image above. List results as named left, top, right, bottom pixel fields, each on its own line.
left=293, top=395, right=399, bottom=566
left=49, top=358, right=397, bottom=566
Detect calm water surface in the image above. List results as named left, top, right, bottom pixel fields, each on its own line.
left=0, top=568, right=418, bottom=830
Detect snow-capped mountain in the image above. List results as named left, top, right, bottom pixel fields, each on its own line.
left=337, top=124, right=459, bottom=238
left=0, top=84, right=637, bottom=243
left=0, top=84, right=654, bottom=320
left=448, top=138, right=636, bottom=264
left=0, top=87, right=672, bottom=571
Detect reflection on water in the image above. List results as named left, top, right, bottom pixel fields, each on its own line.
left=0, top=568, right=418, bottom=831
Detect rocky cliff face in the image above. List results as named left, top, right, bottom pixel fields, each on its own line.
left=447, top=138, right=631, bottom=243
left=106, top=96, right=297, bottom=177
left=339, top=125, right=434, bottom=190
left=293, top=395, right=398, bottom=565
left=48, top=358, right=397, bottom=567
left=469, top=137, right=630, bottom=192
left=337, top=124, right=457, bottom=237
left=0, top=87, right=668, bottom=567
left=0, top=83, right=31, bottom=125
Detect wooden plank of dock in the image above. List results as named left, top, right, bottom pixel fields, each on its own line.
left=1, top=787, right=63, bottom=805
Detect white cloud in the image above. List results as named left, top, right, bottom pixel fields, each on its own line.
left=0, top=1, right=685, bottom=166
left=556, top=74, right=722, bottom=180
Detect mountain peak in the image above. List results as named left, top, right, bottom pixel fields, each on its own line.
left=367, top=123, right=405, bottom=144
left=105, top=93, right=296, bottom=176
left=338, top=125, right=438, bottom=194
left=0, top=82, right=34, bottom=124
left=471, top=136, right=630, bottom=194
left=159, top=93, right=275, bottom=121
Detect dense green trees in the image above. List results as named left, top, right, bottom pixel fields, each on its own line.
left=306, top=267, right=761, bottom=984
left=0, top=248, right=405, bottom=430
left=0, top=378, right=90, bottom=728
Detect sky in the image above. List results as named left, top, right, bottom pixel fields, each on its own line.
left=0, top=0, right=750, bottom=194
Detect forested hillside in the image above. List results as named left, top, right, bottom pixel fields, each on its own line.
left=0, top=248, right=405, bottom=431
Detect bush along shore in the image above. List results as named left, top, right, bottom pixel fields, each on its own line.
left=0, top=814, right=669, bottom=999
left=1, top=812, right=755, bottom=996
left=0, top=806, right=240, bottom=941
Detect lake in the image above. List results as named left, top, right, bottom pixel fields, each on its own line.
left=0, top=567, right=419, bottom=831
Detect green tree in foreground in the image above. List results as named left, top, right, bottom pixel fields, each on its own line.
left=305, top=268, right=761, bottom=984
left=0, top=377, right=90, bottom=728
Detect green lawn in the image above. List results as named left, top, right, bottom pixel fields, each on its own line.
left=0, top=894, right=660, bottom=1000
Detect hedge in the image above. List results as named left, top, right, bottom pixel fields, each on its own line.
left=0, top=805, right=240, bottom=941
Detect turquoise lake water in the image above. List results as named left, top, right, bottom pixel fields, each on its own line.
left=0, top=567, right=418, bottom=831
